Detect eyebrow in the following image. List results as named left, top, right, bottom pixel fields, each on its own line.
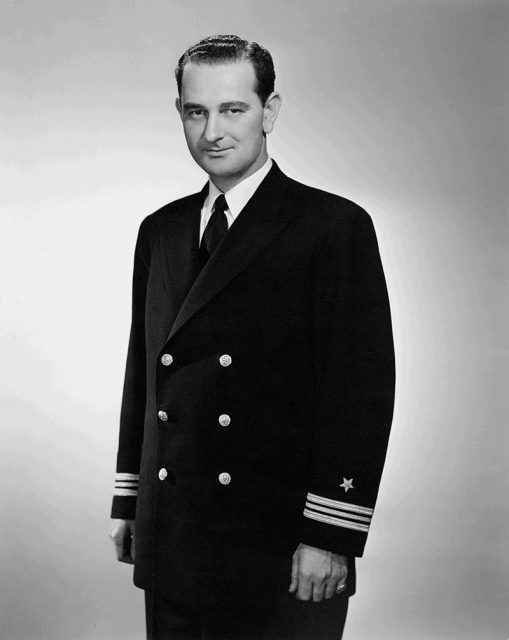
left=220, top=101, right=250, bottom=110
left=182, top=101, right=250, bottom=111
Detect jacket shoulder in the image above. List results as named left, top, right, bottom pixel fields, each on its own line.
left=284, top=176, right=372, bottom=229
left=139, top=191, right=201, bottom=230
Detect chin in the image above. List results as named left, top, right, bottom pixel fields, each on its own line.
left=202, top=160, right=241, bottom=177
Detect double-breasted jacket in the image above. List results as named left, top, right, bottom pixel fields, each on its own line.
left=111, top=161, right=395, bottom=608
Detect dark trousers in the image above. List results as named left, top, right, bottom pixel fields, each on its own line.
left=145, top=590, right=349, bottom=640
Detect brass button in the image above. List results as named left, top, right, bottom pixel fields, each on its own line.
left=161, top=354, right=173, bottom=366
left=219, top=354, right=232, bottom=367
left=218, top=414, right=231, bottom=427
left=158, top=410, right=168, bottom=422
left=158, top=468, right=168, bottom=481
left=218, top=472, right=231, bottom=485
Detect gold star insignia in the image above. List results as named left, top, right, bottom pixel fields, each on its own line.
left=340, top=478, right=354, bottom=492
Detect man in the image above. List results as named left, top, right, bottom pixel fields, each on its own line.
left=109, top=34, right=395, bottom=639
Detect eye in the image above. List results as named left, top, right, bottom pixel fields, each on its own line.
left=188, top=110, right=206, bottom=119
left=224, top=108, right=242, bottom=115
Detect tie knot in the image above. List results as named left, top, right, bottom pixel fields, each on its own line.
left=213, top=193, right=228, bottom=216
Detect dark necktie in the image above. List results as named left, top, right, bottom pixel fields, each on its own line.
left=199, top=193, right=228, bottom=264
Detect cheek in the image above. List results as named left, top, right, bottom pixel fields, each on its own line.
left=237, top=123, right=264, bottom=148
left=183, top=135, right=197, bottom=155
left=183, top=123, right=201, bottom=145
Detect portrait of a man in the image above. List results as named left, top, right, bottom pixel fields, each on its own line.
left=109, top=35, right=395, bottom=639
left=2, top=3, right=505, bottom=640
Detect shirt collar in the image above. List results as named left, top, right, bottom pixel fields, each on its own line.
left=207, top=157, right=273, bottom=220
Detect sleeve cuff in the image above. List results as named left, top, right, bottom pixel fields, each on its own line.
left=113, top=472, right=139, bottom=497
left=304, top=492, right=372, bottom=533
left=110, top=473, right=139, bottom=520
left=301, top=491, right=373, bottom=556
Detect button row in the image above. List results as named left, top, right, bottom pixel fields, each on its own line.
left=160, top=353, right=232, bottom=367
left=158, top=467, right=231, bottom=486
left=159, top=411, right=229, bottom=426
left=157, top=353, right=233, bottom=489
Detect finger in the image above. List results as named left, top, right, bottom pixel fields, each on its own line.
left=112, top=535, right=126, bottom=561
left=333, top=563, right=348, bottom=595
left=324, top=580, right=337, bottom=599
left=288, top=554, right=299, bottom=593
left=119, top=544, right=134, bottom=564
left=312, top=582, right=326, bottom=602
left=112, top=533, right=133, bottom=563
left=120, top=533, right=134, bottom=564
left=296, top=574, right=312, bottom=601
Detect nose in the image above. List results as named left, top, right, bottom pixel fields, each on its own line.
left=203, top=113, right=224, bottom=143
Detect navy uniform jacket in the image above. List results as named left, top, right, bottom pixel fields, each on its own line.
left=111, top=161, right=395, bottom=608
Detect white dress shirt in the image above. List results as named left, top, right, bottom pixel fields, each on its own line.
left=199, top=157, right=273, bottom=245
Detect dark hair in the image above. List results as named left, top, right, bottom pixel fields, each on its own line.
left=175, top=34, right=275, bottom=105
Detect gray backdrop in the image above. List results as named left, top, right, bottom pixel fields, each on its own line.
left=1, top=1, right=507, bottom=638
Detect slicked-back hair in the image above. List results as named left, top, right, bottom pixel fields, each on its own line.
left=175, top=34, right=275, bottom=105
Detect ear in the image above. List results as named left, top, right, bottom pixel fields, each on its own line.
left=262, top=92, right=282, bottom=135
left=175, top=97, right=183, bottom=120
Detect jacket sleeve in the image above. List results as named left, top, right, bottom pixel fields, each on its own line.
left=301, top=204, right=395, bottom=557
left=110, top=216, right=152, bottom=520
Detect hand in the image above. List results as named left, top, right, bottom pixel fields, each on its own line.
left=289, top=543, right=348, bottom=602
left=109, top=519, right=136, bottom=564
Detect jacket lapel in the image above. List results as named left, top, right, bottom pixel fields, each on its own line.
left=168, top=162, right=290, bottom=341
left=158, top=187, right=205, bottom=322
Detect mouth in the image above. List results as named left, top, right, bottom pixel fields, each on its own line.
left=205, top=147, right=232, bottom=155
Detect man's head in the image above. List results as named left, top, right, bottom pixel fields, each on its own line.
left=175, top=35, right=281, bottom=192
left=175, top=34, right=275, bottom=106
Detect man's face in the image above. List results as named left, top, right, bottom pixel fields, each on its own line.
left=176, top=61, right=278, bottom=190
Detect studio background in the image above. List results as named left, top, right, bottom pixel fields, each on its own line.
left=1, top=1, right=507, bottom=638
